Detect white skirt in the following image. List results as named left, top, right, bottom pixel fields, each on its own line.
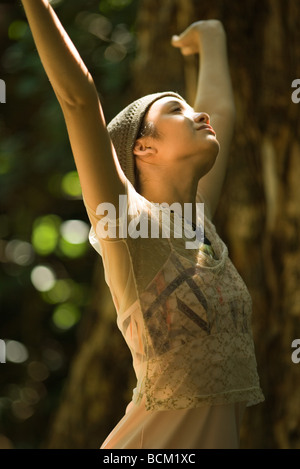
left=100, top=397, right=246, bottom=449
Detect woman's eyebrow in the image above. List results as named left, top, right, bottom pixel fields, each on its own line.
left=163, top=100, right=185, bottom=111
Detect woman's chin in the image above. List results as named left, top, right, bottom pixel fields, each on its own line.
left=198, top=151, right=219, bottom=177
left=207, top=136, right=220, bottom=153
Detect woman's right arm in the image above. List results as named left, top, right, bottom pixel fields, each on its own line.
left=21, top=0, right=126, bottom=210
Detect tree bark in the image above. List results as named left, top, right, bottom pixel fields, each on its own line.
left=46, top=0, right=300, bottom=449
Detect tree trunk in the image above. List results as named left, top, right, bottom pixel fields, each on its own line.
left=46, top=0, right=300, bottom=449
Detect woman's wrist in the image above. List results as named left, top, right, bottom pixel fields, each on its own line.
left=194, top=20, right=225, bottom=35
left=195, top=21, right=227, bottom=53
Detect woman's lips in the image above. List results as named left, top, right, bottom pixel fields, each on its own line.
left=197, top=124, right=216, bottom=135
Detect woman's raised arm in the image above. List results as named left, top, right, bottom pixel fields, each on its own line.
left=21, top=0, right=126, bottom=210
left=172, top=20, right=235, bottom=219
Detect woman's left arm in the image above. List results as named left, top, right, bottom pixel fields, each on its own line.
left=172, top=20, right=235, bottom=219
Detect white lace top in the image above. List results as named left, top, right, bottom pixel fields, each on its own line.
left=84, top=179, right=264, bottom=411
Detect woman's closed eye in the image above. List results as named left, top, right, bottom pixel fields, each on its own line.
left=171, top=106, right=183, bottom=113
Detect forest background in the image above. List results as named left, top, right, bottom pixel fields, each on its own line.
left=0, top=0, right=300, bottom=449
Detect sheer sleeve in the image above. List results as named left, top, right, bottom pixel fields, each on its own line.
left=82, top=178, right=148, bottom=313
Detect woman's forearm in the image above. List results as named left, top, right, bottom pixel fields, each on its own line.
left=21, top=0, right=96, bottom=105
left=194, top=22, right=235, bottom=116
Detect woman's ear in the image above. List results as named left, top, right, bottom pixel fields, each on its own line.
left=133, top=138, right=157, bottom=158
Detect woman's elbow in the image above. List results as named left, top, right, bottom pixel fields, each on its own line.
left=56, top=73, right=98, bottom=107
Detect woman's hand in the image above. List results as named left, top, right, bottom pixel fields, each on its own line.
left=171, top=20, right=225, bottom=56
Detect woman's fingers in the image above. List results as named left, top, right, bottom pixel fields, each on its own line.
left=171, top=33, right=198, bottom=55
left=171, top=20, right=223, bottom=55
left=171, top=34, right=184, bottom=47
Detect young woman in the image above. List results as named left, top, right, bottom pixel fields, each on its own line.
left=21, top=0, right=264, bottom=449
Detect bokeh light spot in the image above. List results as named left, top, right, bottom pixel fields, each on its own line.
left=6, top=341, right=29, bottom=364
left=8, top=21, right=28, bottom=41
left=27, top=361, right=50, bottom=382
left=11, top=401, right=34, bottom=420
left=32, top=215, right=61, bottom=256
left=31, top=265, right=56, bottom=292
left=60, top=220, right=89, bottom=244
left=105, top=43, right=127, bottom=62
left=52, top=303, right=81, bottom=330
left=42, top=279, right=73, bottom=304
left=0, top=153, right=11, bottom=175
left=61, top=171, right=82, bottom=198
left=59, top=239, right=88, bottom=258
left=5, top=240, right=35, bottom=266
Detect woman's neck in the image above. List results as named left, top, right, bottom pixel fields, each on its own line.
left=139, top=170, right=200, bottom=225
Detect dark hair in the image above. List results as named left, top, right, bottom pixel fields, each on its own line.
left=136, top=117, right=161, bottom=140
left=134, top=115, right=160, bottom=194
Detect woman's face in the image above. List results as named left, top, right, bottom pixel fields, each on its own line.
left=140, top=96, right=220, bottom=175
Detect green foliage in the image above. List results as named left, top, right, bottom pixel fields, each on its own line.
left=0, top=0, right=139, bottom=449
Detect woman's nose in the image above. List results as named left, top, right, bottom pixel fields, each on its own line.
left=193, top=112, right=210, bottom=124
